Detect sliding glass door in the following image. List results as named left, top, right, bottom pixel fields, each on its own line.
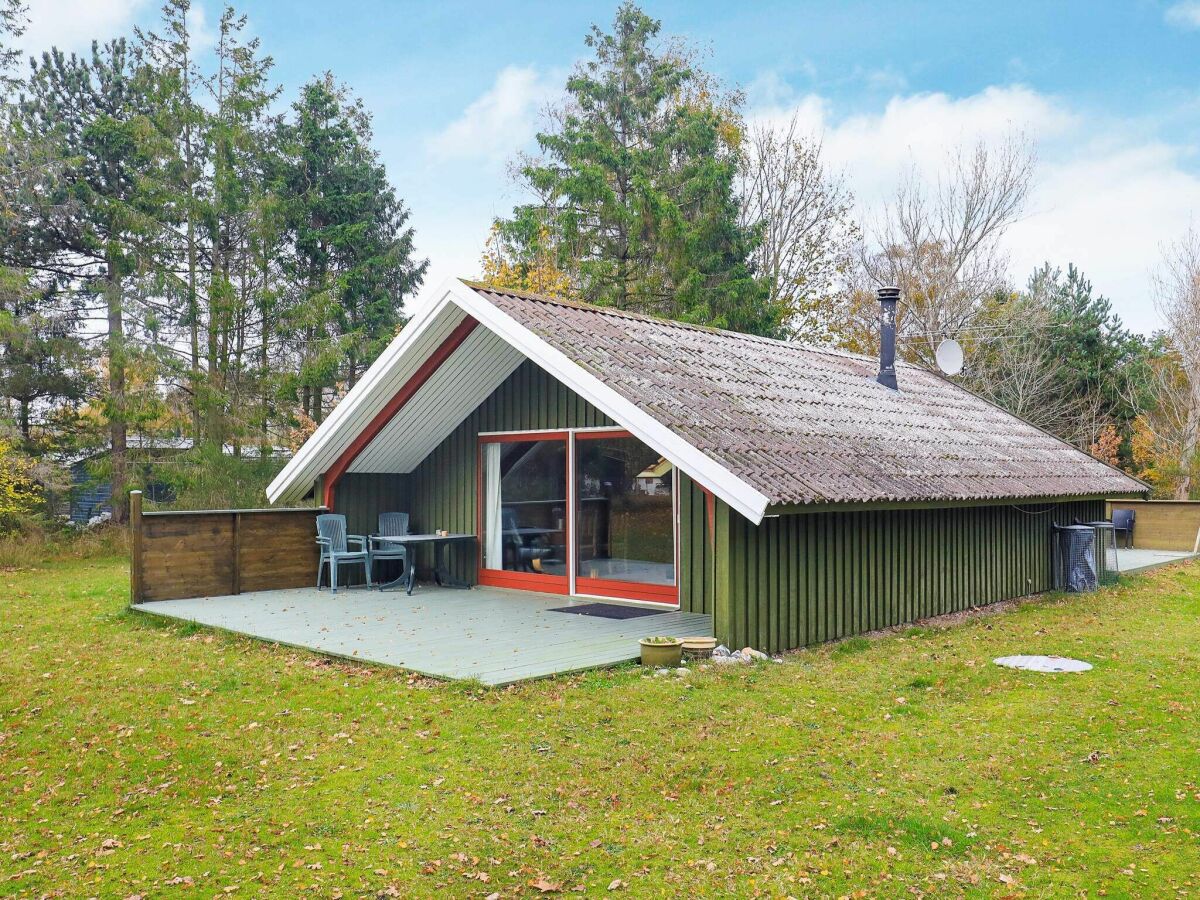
left=478, top=429, right=677, bottom=605
left=479, top=434, right=569, bottom=592
left=575, top=432, right=677, bottom=604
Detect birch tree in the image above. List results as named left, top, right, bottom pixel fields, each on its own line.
left=1153, top=227, right=1200, bottom=499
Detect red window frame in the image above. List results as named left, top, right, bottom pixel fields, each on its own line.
left=573, top=430, right=679, bottom=606
left=476, top=431, right=571, bottom=595
left=476, top=428, right=680, bottom=606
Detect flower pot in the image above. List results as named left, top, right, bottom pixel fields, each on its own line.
left=681, top=636, right=717, bottom=660
left=640, top=638, right=683, bottom=667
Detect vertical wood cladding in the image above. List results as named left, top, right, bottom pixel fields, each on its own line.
left=716, top=499, right=1105, bottom=653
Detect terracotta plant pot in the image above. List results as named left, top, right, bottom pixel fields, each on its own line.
left=640, top=637, right=683, bottom=667
left=681, top=636, right=717, bottom=660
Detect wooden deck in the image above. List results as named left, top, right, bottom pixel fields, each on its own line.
left=132, top=585, right=712, bottom=686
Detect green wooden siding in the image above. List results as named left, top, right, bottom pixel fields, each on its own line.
left=333, top=357, right=1110, bottom=652
left=678, top=471, right=714, bottom=616
left=406, top=360, right=616, bottom=582
left=714, top=498, right=1105, bottom=653
left=338, top=472, right=412, bottom=537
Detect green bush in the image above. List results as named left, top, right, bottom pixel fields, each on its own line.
left=149, top=445, right=298, bottom=511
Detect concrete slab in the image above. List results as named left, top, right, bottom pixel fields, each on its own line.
left=133, top=585, right=712, bottom=686
left=1116, top=548, right=1197, bottom=573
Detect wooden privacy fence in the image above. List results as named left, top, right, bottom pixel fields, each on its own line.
left=129, top=491, right=326, bottom=603
left=1106, top=499, right=1200, bottom=552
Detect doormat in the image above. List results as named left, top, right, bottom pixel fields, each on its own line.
left=549, top=602, right=664, bottom=620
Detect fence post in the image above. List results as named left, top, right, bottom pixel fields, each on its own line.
left=129, top=490, right=143, bottom=605
left=231, top=512, right=242, bottom=596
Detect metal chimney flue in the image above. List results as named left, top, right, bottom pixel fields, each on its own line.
left=876, top=286, right=900, bottom=390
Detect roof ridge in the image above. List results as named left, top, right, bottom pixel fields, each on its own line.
left=459, top=278, right=922, bottom=370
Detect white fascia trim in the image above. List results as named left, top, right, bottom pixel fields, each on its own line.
left=445, top=280, right=771, bottom=524
left=265, top=286, right=464, bottom=503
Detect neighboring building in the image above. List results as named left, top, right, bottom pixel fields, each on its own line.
left=634, top=458, right=673, bottom=496
left=61, top=436, right=193, bottom=524
left=64, top=438, right=290, bottom=523
left=267, top=278, right=1146, bottom=653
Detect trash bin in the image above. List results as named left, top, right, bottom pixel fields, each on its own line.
left=1053, top=524, right=1097, bottom=592
left=1085, top=521, right=1120, bottom=586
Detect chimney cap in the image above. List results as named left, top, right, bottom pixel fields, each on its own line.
left=877, top=285, right=900, bottom=302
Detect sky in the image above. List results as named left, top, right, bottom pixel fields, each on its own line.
left=18, top=0, right=1200, bottom=334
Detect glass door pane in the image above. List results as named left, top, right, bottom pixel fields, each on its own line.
left=480, top=437, right=568, bottom=590
left=575, top=434, right=677, bottom=603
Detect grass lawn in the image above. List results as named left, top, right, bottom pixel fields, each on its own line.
left=2, top=555, right=1199, bottom=898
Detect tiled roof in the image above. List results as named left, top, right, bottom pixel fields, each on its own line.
left=467, top=283, right=1146, bottom=507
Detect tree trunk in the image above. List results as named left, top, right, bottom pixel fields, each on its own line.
left=105, top=259, right=128, bottom=525
left=184, top=105, right=200, bottom=442
left=259, top=250, right=271, bottom=459
left=187, top=211, right=200, bottom=440
left=208, top=237, right=222, bottom=446
left=1176, top=379, right=1200, bottom=500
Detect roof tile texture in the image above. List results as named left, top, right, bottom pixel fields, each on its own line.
left=470, top=285, right=1146, bottom=506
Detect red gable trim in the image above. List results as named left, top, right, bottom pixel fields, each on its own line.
left=323, top=316, right=480, bottom=508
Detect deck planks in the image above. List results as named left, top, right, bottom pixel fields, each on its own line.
left=133, top=585, right=713, bottom=686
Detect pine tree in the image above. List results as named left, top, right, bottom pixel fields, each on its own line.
left=135, top=0, right=209, bottom=441
left=504, top=2, right=775, bottom=335
left=0, top=267, right=91, bottom=448
left=200, top=6, right=278, bottom=446
left=12, top=39, right=172, bottom=522
left=1032, top=263, right=1146, bottom=434
left=0, top=0, right=26, bottom=96
left=276, top=75, right=426, bottom=422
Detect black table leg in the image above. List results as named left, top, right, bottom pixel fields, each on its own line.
left=405, top=545, right=418, bottom=595
left=433, top=540, right=472, bottom=589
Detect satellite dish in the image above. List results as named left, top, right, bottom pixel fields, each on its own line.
left=935, top=339, right=964, bottom=376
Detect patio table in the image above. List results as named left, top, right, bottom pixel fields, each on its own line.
left=376, top=533, right=476, bottom=595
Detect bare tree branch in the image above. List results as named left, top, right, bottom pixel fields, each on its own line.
left=847, top=133, right=1036, bottom=364
left=1153, top=225, right=1200, bottom=498
left=737, top=113, right=857, bottom=343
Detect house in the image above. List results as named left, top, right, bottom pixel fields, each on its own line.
left=60, top=436, right=193, bottom=524
left=634, top=457, right=673, bottom=496
left=62, top=438, right=290, bottom=523
left=266, top=278, right=1146, bottom=653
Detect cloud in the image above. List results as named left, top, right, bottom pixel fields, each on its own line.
left=425, top=65, right=563, bottom=167
left=748, top=81, right=1199, bottom=333
left=1165, top=1, right=1200, bottom=29
left=185, top=3, right=215, bottom=54
left=20, top=0, right=150, bottom=55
